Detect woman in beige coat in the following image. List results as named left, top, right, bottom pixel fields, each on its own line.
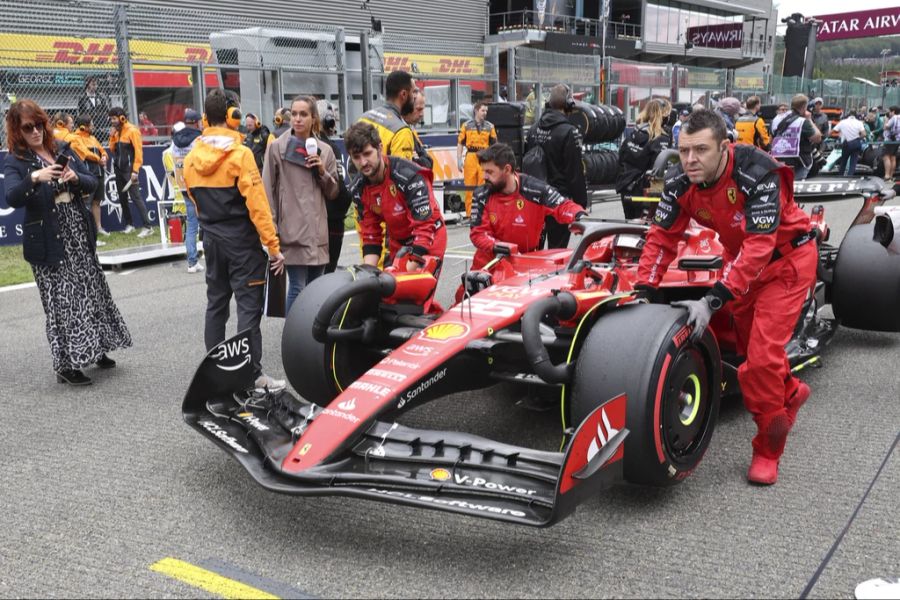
left=263, top=95, right=340, bottom=313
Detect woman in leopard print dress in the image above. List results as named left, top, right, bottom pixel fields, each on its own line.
left=4, top=100, right=131, bottom=385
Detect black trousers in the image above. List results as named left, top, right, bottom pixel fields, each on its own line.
left=544, top=195, right=587, bottom=249
left=325, top=220, right=345, bottom=274
left=115, top=172, right=151, bottom=228
left=203, top=238, right=268, bottom=378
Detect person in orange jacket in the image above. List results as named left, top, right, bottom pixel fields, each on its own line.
left=108, top=107, right=153, bottom=236
left=182, top=88, right=286, bottom=392
left=457, top=101, right=497, bottom=218
left=69, top=114, right=110, bottom=240
left=51, top=112, right=74, bottom=144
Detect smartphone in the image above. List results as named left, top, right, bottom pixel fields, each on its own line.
left=54, top=154, right=69, bottom=170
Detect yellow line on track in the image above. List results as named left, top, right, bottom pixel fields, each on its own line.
left=150, top=557, right=280, bottom=599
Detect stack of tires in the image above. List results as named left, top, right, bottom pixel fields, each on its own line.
left=582, top=150, right=619, bottom=185
left=567, top=101, right=626, bottom=144
left=486, top=102, right=527, bottom=165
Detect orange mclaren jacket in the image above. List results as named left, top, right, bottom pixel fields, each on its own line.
left=182, top=126, right=280, bottom=255
left=69, top=129, right=107, bottom=166
left=109, top=121, right=143, bottom=175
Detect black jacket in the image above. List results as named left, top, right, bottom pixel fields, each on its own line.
left=4, top=147, right=98, bottom=267
left=616, top=123, right=672, bottom=195
left=318, top=136, right=353, bottom=225
left=525, top=110, right=587, bottom=208
left=243, top=125, right=271, bottom=170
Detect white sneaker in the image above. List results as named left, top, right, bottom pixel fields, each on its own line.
left=122, top=225, right=135, bottom=234
left=137, top=227, right=153, bottom=238
left=96, top=239, right=107, bottom=247
left=97, top=227, right=110, bottom=236
left=254, top=374, right=286, bottom=393
left=187, top=263, right=205, bottom=273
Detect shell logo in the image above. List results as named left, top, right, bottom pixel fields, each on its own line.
left=430, top=468, right=451, bottom=481
left=420, top=322, right=470, bottom=343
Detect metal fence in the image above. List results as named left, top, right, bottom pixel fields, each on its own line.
left=0, top=0, right=498, bottom=148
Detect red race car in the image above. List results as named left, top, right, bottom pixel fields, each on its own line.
left=183, top=176, right=900, bottom=527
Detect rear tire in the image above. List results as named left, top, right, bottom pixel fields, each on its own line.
left=570, top=304, right=721, bottom=486
left=832, top=223, right=900, bottom=332
left=282, top=269, right=381, bottom=404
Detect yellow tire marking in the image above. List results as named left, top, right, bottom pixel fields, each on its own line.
left=150, top=558, right=279, bottom=600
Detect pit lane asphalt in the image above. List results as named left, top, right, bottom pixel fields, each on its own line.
left=1, top=195, right=898, bottom=599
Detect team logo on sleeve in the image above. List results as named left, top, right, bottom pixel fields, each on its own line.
left=727, top=188, right=737, bottom=204
left=516, top=199, right=524, bottom=210
left=697, top=208, right=712, bottom=221
left=489, top=213, right=497, bottom=224
left=389, top=184, right=398, bottom=197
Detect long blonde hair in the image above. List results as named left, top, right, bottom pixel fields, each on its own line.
left=637, top=98, right=672, bottom=140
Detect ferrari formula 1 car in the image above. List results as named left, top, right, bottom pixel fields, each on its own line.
left=183, top=176, right=900, bottom=527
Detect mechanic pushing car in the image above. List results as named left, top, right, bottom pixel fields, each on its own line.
left=344, top=121, right=446, bottom=274
left=460, top=142, right=586, bottom=301
left=636, top=109, right=818, bottom=485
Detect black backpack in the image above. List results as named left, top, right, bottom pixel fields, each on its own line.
left=521, top=143, right=550, bottom=181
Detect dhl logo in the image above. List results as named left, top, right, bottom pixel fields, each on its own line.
left=34, top=41, right=211, bottom=65
left=383, top=52, right=484, bottom=75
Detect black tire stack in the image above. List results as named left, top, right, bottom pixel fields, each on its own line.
left=582, top=150, right=619, bottom=185
left=486, top=102, right=527, bottom=167
left=568, top=101, right=626, bottom=144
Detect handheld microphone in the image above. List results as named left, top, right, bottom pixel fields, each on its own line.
left=305, top=137, right=318, bottom=158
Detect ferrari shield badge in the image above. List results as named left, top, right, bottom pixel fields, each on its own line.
left=389, top=184, right=398, bottom=197
left=516, top=199, right=524, bottom=210
left=727, top=188, right=737, bottom=204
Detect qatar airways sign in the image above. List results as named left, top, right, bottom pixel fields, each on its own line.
left=686, top=23, right=743, bottom=49
left=814, top=8, right=900, bottom=42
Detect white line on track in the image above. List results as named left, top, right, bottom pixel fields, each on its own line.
left=0, top=282, right=36, bottom=294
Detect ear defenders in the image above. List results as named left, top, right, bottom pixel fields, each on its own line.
left=56, top=120, right=65, bottom=128
left=225, top=97, right=242, bottom=130
left=273, top=109, right=285, bottom=127
left=78, top=124, right=88, bottom=132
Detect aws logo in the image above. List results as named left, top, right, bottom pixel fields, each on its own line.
left=419, top=322, right=470, bottom=343
left=212, top=337, right=250, bottom=371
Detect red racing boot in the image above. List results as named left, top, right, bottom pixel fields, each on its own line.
left=748, top=411, right=792, bottom=485
left=785, top=382, right=810, bottom=428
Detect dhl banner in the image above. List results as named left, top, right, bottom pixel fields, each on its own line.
left=733, top=75, right=766, bottom=91
left=0, top=33, right=212, bottom=70
left=384, top=52, right=484, bottom=76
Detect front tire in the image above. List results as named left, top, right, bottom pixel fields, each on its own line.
left=570, top=304, right=721, bottom=486
left=282, top=269, right=381, bottom=404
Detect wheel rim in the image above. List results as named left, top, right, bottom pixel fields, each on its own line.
left=678, top=373, right=702, bottom=426
left=661, top=349, right=711, bottom=462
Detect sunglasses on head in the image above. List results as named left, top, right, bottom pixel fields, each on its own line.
left=21, top=122, right=42, bottom=134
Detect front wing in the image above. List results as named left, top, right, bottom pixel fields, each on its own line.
left=183, top=331, right=629, bottom=527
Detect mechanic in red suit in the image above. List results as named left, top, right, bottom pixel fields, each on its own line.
left=469, top=143, right=587, bottom=270
left=345, top=122, right=446, bottom=274
left=636, top=109, right=818, bottom=485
